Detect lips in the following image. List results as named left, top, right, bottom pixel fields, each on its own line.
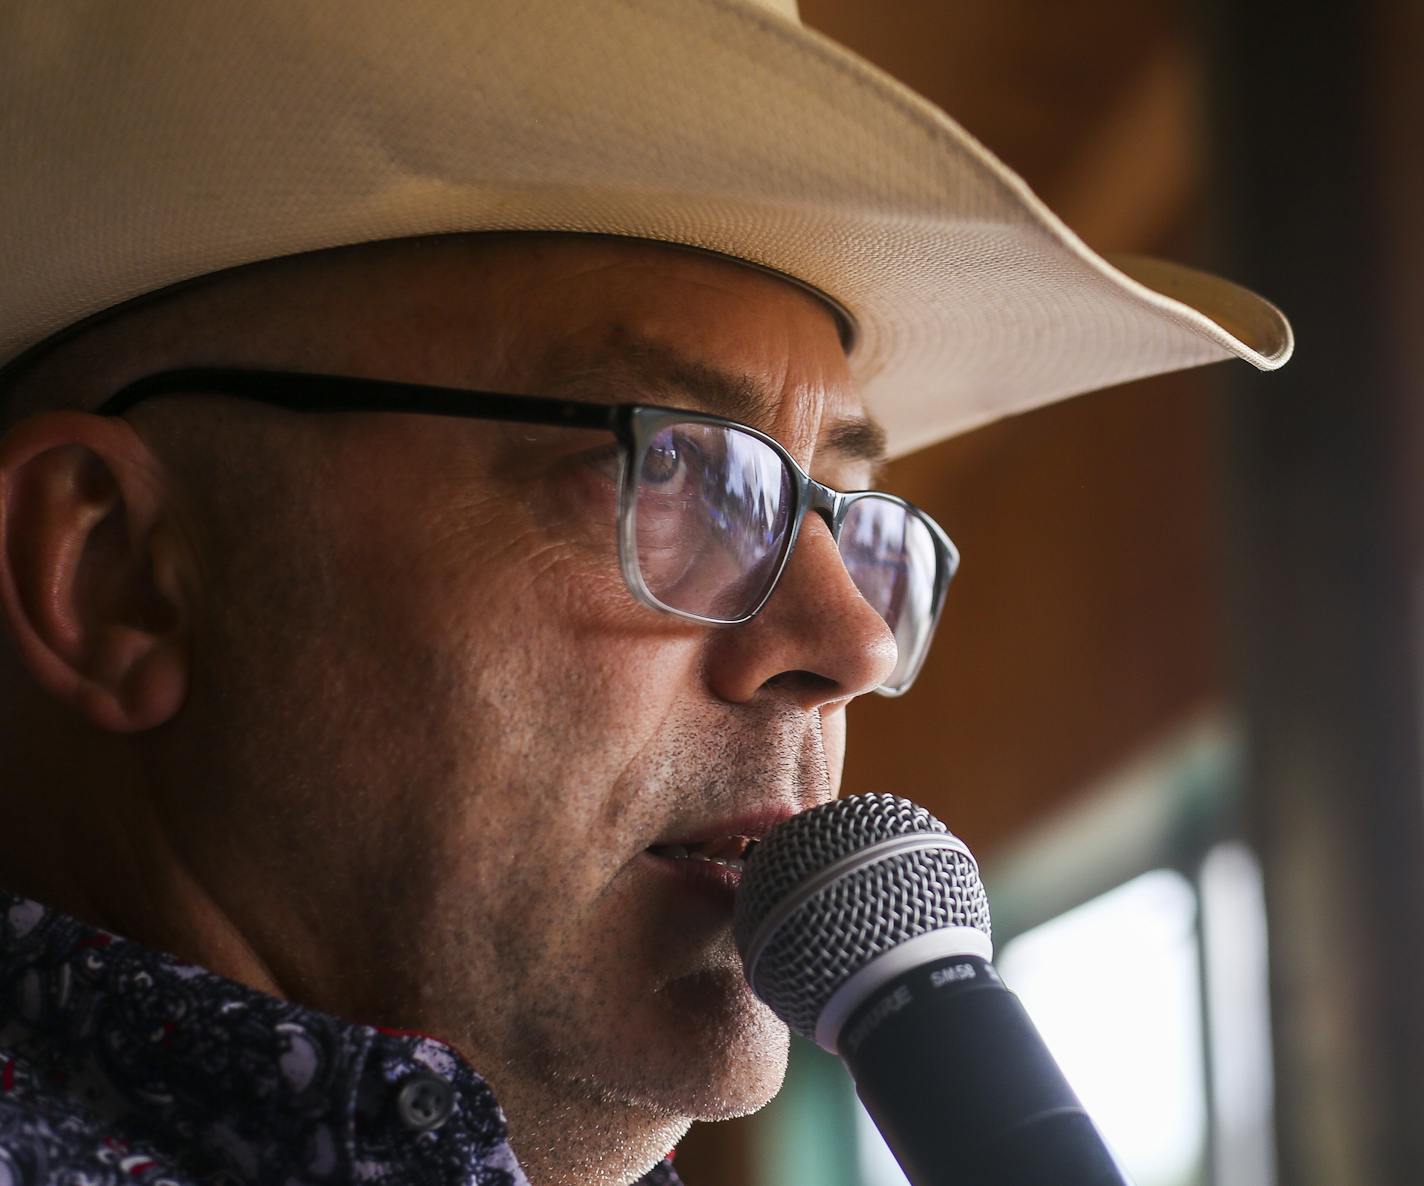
left=646, top=807, right=792, bottom=864
left=646, top=835, right=758, bottom=871
left=641, top=810, right=791, bottom=907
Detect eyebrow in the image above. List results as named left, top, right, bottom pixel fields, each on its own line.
left=825, top=417, right=888, bottom=468
left=535, top=334, right=889, bottom=468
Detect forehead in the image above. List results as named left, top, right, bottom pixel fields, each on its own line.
left=55, top=235, right=878, bottom=461
left=9, top=234, right=884, bottom=472
left=351, top=234, right=877, bottom=461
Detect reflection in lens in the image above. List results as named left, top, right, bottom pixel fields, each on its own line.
left=840, top=498, right=938, bottom=691
left=634, top=422, right=792, bottom=620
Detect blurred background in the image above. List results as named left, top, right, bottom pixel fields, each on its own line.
left=677, top=1, right=1424, bottom=1184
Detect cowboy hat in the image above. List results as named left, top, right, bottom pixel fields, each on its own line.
left=0, top=0, right=1292, bottom=457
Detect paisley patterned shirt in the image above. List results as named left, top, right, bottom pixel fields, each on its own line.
left=0, top=893, right=682, bottom=1186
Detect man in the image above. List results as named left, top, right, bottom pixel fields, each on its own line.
left=0, top=3, right=1291, bottom=1185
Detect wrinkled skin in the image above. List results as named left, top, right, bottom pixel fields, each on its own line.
left=0, top=235, right=897, bottom=1186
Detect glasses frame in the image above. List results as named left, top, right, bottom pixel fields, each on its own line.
left=97, top=368, right=959, bottom=695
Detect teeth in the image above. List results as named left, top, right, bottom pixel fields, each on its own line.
left=650, top=844, right=743, bottom=870
left=690, top=855, right=744, bottom=870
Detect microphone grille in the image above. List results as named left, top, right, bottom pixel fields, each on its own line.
left=734, top=793, right=992, bottom=1041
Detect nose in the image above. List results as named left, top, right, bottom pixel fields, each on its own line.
left=704, top=511, right=898, bottom=708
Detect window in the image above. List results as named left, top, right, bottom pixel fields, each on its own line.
left=768, top=717, right=1276, bottom=1186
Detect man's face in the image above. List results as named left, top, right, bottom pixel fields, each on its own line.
left=110, top=236, right=896, bottom=1166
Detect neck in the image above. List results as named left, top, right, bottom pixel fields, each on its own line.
left=0, top=727, right=288, bottom=1002
left=493, top=1070, right=688, bottom=1186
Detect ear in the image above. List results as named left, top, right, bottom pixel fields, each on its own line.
left=0, top=411, right=192, bottom=733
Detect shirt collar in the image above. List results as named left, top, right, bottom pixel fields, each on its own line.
left=0, top=891, right=677, bottom=1185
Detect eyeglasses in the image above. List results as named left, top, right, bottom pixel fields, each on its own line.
left=97, top=368, right=959, bottom=695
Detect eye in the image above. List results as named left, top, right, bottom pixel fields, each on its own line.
left=640, top=429, right=701, bottom=494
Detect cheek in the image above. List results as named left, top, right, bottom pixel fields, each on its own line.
left=361, top=507, right=711, bottom=801
left=325, top=453, right=715, bottom=810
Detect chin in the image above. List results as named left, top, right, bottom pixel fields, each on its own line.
left=641, top=966, right=792, bottom=1122
left=671, top=1032, right=790, bottom=1122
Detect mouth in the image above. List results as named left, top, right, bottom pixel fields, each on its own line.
left=640, top=810, right=788, bottom=907
left=646, top=834, right=759, bottom=872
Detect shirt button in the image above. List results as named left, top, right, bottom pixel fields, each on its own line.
left=394, top=1072, right=456, bottom=1132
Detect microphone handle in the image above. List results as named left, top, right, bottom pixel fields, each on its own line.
left=836, top=955, right=1133, bottom=1186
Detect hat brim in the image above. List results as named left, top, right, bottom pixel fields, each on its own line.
left=2, top=0, right=1292, bottom=457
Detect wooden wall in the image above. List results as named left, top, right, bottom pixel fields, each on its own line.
left=821, top=0, right=1226, bottom=859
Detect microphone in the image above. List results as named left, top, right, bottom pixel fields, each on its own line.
left=734, top=793, right=1132, bottom=1186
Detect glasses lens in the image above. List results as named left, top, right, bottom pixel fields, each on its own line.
left=632, top=421, right=793, bottom=620
left=839, top=496, right=941, bottom=692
